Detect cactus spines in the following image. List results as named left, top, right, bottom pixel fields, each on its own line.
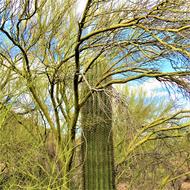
left=81, top=62, right=115, bottom=190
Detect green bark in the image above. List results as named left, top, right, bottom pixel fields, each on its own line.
left=81, top=62, right=115, bottom=190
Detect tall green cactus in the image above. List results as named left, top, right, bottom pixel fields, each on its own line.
left=81, top=62, right=115, bottom=190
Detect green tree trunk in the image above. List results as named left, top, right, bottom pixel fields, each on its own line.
left=81, top=63, right=115, bottom=190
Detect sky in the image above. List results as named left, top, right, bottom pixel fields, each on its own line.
left=115, top=78, right=190, bottom=110
left=0, top=0, right=189, bottom=111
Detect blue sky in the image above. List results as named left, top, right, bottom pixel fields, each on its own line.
left=114, top=78, right=190, bottom=110
left=0, top=0, right=189, bottom=112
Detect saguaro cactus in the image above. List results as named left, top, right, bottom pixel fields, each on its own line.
left=81, top=62, right=115, bottom=190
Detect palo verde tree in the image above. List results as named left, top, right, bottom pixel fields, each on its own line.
left=0, top=0, right=190, bottom=189
left=113, top=86, right=190, bottom=190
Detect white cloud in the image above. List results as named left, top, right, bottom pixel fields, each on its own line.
left=76, top=0, right=87, bottom=18
left=126, top=79, right=164, bottom=94
left=113, top=79, right=189, bottom=109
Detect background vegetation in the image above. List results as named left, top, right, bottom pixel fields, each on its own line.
left=0, top=0, right=190, bottom=189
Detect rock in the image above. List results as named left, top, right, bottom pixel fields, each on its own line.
left=117, top=182, right=127, bottom=190
left=180, top=182, right=190, bottom=190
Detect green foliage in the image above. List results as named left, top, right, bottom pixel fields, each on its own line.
left=0, top=113, right=72, bottom=189
left=0, top=1, right=190, bottom=189
left=113, top=86, right=190, bottom=190
left=0, top=104, right=12, bottom=129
